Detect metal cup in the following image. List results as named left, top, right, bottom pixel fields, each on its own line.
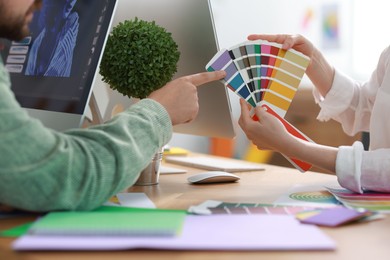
left=134, top=150, right=163, bottom=186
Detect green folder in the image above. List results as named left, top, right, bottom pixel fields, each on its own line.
left=28, top=207, right=186, bottom=237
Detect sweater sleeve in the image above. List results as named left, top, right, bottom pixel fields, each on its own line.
left=0, top=65, right=172, bottom=211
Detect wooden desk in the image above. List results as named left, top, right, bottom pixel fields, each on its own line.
left=1, top=156, right=389, bottom=259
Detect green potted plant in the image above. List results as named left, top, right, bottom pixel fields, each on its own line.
left=99, top=18, right=180, bottom=185
left=99, top=17, right=180, bottom=99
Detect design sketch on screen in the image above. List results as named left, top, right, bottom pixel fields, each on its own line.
left=25, top=0, right=80, bottom=77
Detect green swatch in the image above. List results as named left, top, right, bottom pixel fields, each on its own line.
left=0, top=222, right=33, bottom=237
left=29, top=208, right=186, bottom=237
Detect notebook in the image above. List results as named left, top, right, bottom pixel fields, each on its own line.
left=164, top=156, right=265, bottom=172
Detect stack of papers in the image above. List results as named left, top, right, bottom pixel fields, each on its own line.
left=4, top=194, right=336, bottom=251
left=13, top=214, right=335, bottom=251
left=165, top=155, right=265, bottom=172
left=327, top=187, right=390, bottom=212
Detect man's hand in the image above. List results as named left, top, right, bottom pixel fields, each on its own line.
left=148, top=70, right=225, bottom=125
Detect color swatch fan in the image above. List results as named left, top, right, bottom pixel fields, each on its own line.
left=206, top=40, right=314, bottom=172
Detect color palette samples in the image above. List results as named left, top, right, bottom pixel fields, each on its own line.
left=206, top=40, right=313, bottom=172
left=206, top=40, right=310, bottom=117
left=327, top=187, right=390, bottom=212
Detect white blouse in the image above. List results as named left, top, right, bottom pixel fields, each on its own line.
left=313, top=46, right=390, bottom=193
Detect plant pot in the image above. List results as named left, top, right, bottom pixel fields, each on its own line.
left=134, top=148, right=164, bottom=186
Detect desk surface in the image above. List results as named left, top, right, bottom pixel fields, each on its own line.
left=1, top=155, right=389, bottom=259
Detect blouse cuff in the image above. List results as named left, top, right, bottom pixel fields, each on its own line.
left=336, top=141, right=364, bottom=193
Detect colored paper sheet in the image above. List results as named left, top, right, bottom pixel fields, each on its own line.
left=299, top=206, right=372, bottom=227
left=0, top=206, right=186, bottom=238
left=115, top=193, right=156, bottom=208
left=28, top=208, right=186, bottom=236
left=0, top=222, right=33, bottom=237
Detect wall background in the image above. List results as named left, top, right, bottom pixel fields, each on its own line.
left=89, top=0, right=390, bottom=159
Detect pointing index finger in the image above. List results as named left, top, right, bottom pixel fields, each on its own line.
left=188, top=70, right=226, bottom=86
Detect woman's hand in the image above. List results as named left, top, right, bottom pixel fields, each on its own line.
left=248, top=33, right=334, bottom=97
left=247, top=34, right=315, bottom=58
left=238, top=99, right=293, bottom=152
left=238, top=98, right=338, bottom=173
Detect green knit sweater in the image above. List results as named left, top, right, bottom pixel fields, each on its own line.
left=0, top=60, right=172, bottom=212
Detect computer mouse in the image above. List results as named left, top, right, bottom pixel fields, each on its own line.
left=187, top=171, right=240, bottom=184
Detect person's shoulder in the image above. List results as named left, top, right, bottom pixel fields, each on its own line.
left=377, top=45, right=390, bottom=59
left=377, top=45, right=390, bottom=69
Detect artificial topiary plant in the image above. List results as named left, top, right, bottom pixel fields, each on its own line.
left=99, top=17, right=180, bottom=99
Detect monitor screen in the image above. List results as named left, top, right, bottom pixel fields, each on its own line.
left=0, top=0, right=118, bottom=130
left=100, top=0, right=236, bottom=139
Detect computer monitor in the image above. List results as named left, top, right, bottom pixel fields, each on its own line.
left=102, top=0, right=236, bottom=139
left=0, top=0, right=118, bottom=131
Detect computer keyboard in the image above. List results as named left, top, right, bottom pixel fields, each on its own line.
left=164, top=156, right=265, bottom=172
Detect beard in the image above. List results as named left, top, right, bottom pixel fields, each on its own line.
left=0, top=0, right=42, bottom=41
left=0, top=16, right=28, bottom=41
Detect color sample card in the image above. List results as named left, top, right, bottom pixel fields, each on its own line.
left=206, top=40, right=312, bottom=172
left=188, top=200, right=314, bottom=216
left=299, top=207, right=372, bottom=227
left=211, top=205, right=314, bottom=216
left=327, top=187, right=390, bottom=212
left=206, top=48, right=257, bottom=107
left=262, top=104, right=313, bottom=172
left=206, top=40, right=310, bottom=118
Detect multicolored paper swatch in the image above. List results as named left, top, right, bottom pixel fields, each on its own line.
left=327, top=187, right=390, bottom=212
left=206, top=40, right=313, bottom=172
left=188, top=200, right=375, bottom=227
left=187, top=199, right=314, bottom=215
left=206, top=40, right=310, bottom=117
